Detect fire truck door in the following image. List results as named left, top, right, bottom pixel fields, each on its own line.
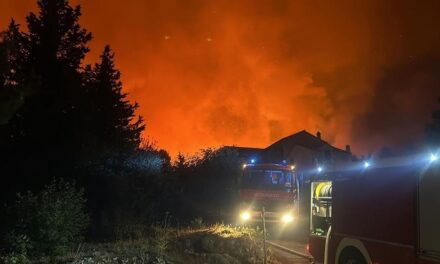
left=418, top=165, right=440, bottom=260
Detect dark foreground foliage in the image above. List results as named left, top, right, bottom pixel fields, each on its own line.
left=173, top=147, right=243, bottom=223
left=1, top=179, right=88, bottom=261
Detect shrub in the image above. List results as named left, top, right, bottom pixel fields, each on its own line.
left=0, top=252, right=30, bottom=264
left=5, top=179, right=89, bottom=256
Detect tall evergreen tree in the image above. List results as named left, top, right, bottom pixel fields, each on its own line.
left=26, top=0, right=91, bottom=71
left=426, top=97, right=440, bottom=148
left=21, top=0, right=92, bottom=140
left=0, top=20, right=25, bottom=125
left=1, top=20, right=27, bottom=89
left=0, top=0, right=151, bottom=237
left=88, top=45, right=144, bottom=157
left=1, top=0, right=92, bottom=198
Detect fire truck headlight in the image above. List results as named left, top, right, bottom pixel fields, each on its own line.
left=240, top=211, right=250, bottom=221
left=364, top=161, right=370, bottom=168
left=281, top=213, right=294, bottom=223
left=430, top=153, right=438, bottom=162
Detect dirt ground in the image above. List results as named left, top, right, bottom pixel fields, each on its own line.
left=268, top=240, right=312, bottom=264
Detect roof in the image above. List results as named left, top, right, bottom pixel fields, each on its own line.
left=267, top=130, right=325, bottom=150
left=225, top=146, right=264, bottom=158
left=266, top=130, right=348, bottom=154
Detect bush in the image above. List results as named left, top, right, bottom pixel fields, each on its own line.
left=85, top=147, right=175, bottom=240
left=4, top=179, right=89, bottom=257
left=174, top=147, right=243, bottom=223
left=0, top=251, right=30, bottom=264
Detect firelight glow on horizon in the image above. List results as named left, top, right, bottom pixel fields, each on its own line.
left=2, top=0, right=440, bottom=157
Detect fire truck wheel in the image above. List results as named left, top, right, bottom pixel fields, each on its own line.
left=338, top=246, right=367, bottom=264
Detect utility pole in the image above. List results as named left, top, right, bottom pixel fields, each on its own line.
left=262, top=206, right=267, bottom=264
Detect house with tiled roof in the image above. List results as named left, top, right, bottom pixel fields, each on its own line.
left=233, top=130, right=353, bottom=172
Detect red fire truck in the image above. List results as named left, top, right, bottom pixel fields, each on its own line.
left=237, top=162, right=299, bottom=224
left=308, top=153, right=440, bottom=264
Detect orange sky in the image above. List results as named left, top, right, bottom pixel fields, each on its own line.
left=2, top=0, right=440, bottom=157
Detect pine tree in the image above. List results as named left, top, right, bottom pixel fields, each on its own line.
left=1, top=0, right=93, bottom=196
left=1, top=20, right=27, bottom=89
left=0, top=20, right=24, bottom=125
left=26, top=0, right=91, bottom=72
left=22, top=0, right=92, bottom=135
left=0, top=20, right=40, bottom=126
left=89, top=45, right=144, bottom=157
left=14, top=0, right=92, bottom=145
left=426, top=97, right=440, bottom=148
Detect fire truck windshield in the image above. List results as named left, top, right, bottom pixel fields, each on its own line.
left=242, top=169, right=293, bottom=189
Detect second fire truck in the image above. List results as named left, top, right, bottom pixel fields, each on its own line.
left=308, top=153, right=440, bottom=264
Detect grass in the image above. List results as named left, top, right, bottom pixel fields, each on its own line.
left=2, top=223, right=281, bottom=264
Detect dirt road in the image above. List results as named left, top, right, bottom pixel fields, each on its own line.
left=268, top=240, right=313, bottom=264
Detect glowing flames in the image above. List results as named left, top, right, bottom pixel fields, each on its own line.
left=2, top=0, right=440, bottom=157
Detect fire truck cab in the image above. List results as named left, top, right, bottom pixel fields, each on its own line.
left=308, top=154, right=440, bottom=264
left=238, top=163, right=299, bottom=224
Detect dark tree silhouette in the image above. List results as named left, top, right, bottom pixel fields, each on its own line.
left=87, top=46, right=144, bottom=158
left=0, top=20, right=27, bottom=125
left=82, top=47, right=145, bottom=236
left=1, top=20, right=26, bottom=88
left=0, top=0, right=169, bottom=244
left=426, top=97, right=440, bottom=148
left=0, top=0, right=92, bottom=198
left=171, top=148, right=243, bottom=222
left=26, top=0, right=91, bottom=70
left=175, top=153, right=187, bottom=178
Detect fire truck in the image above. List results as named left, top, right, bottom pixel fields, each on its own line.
left=308, top=153, right=440, bottom=264
left=237, top=162, right=299, bottom=224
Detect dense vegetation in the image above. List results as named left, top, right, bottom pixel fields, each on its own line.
left=0, top=0, right=244, bottom=261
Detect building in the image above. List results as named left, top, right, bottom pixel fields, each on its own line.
left=234, top=130, right=353, bottom=172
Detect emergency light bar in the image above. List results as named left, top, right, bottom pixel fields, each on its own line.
left=364, top=161, right=370, bottom=168
left=244, top=152, right=438, bottom=173
left=313, top=152, right=439, bottom=174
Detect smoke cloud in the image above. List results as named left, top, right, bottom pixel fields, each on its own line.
left=2, top=0, right=440, bottom=157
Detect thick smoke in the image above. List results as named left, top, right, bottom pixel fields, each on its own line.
left=352, top=57, right=440, bottom=154
left=2, top=0, right=440, bottom=156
